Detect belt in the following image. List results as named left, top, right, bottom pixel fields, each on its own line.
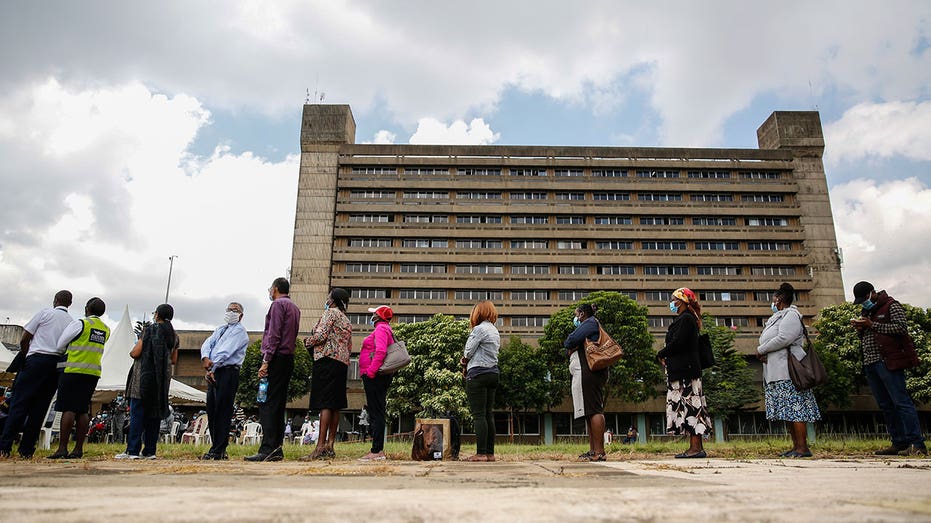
left=215, top=364, right=241, bottom=370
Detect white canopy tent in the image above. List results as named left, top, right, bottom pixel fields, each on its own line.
left=0, top=346, right=16, bottom=369
left=93, top=305, right=206, bottom=404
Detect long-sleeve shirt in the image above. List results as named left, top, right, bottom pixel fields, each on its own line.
left=200, top=322, right=250, bottom=370
left=23, top=306, right=73, bottom=357
left=261, top=295, right=301, bottom=363
left=359, top=321, right=393, bottom=378
left=56, top=316, right=91, bottom=351
left=860, top=293, right=908, bottom=366
left=563, top=317, right=599, bottom=356
left=304, top=308, right=352, bottom=365
left=464, top=321, right=500, bottom=371
left=756, top=305, right=805, bottom=383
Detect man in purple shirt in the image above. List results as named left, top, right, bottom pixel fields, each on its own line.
left=245, top=277, right=301, bottom=462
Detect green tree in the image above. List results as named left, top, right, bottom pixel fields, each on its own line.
left=386, top=314, right=472, bottom=422
left=235, top=338, right=314, bottom=409
left=496, top=335, right=564, bottom=435
left=700, top=317, right=759, bottom=420
left=538, top=291, right=663, bottom=403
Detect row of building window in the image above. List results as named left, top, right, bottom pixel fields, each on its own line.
left=349, top=167, right=784, bottom=180
left=343, top=263, right=797, bottom=276
left=349, top=288, right=782, bottom=303
left=348, top=213, right=790, bottom=225
left=347, top=239, right=793, bottom=251
left=348, top=191, right=786, bottom=203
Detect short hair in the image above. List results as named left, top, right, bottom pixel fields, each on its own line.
left=272, top=277, right=290, bottom=295
left=85, top=297, right=106, bottom=317
left=228, top=302, right=244, bottom=313
left=774, top=283, right=795, bottom=305
left=54, top=290, right=73, bottom=307
left=576, top=303, right=598, bottom=319
left=469, top=300, right=498, bottom=328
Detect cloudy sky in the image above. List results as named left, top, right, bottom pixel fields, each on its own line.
left=1, top=1, right=930, bottom=331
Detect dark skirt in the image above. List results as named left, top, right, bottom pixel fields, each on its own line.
left=569, top=351, right=609, bottom=420
left=309, top=356, right=348, bottom=411
left=56, top=373, right=99, bottom=414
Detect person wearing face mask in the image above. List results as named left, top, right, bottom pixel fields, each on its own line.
left=756, top=283, right=820, bottom=458
left=851, top=281, right=926, bottom=456
left=199, top=302, right=250, bottom=460
left=562, top=303, right=609, bottom=461
left=302, top=288, right=352, bottom=460
left=656, top=288, right=711, bottom=458
left=357, top=305, right=396, bottom=461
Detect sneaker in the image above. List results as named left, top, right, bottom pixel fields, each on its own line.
left=875, top=445, right=906, bottom=456
left=358, top=452, right=387, bottom=461
left=143, top=455, right=157, bottom=460
left=115, top=453, right=141, bottom=460
left=897, top=444, right=928, bottom=456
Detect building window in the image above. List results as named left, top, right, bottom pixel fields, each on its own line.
left=747, top=241, right=792, bottom=251
left=557, top=240, right=585, bottom=249
left=510, top=192, right=547, bottom=200
left=456, top=239, right=503, bottom=249
left=638, top=193, right=682, bottom=201
left=695, top=241, right=739, bottom=251
left=400, top=264, right=446, bottom=274
left=697, top=266, right=742, bottom=275
left=595, top=241, right=633, bottom=250
left=346, top=263, right=392, bottom=273
left=402, top=239, right=448, bottom=248
left=593, top=192, right=630, bottom=201
left=648, top=316, right=674, bottom=328
left=458, top=168, right=501, bottom=176
left=350, top=190, right=393, bottom=199
left=455, top=264, right=503, bottom=274
left=399, top=289, right=446, bottom=300
left=351, top=167, right=396, bottom=175
left=456, top=215, right=502, bottom=224
left=349, top=238, right=392, bottom=247
left=751, top=266, right=796, bottom=276
left=642, top=241, right=687, bottom=250
left=347, top=313, right=370, bottom=324
left=511, top=316, right=550, bottom=327
left=598, top=265, right=635, bottom=275
left=637, top=170, right=679, bottom=178
left=511, top=215, right=549, bottom=224
left=403, top=215, right=447, bottom=223
left=554, top=169, right=583, bottom=177
left=349, top=214, right=391, bottom=223
left=558, top=265, right=589, bottom=275
left=455, top=290, right=504, bottom=301
left=403, top=191, right=449, bottom=199
left=396, top=315, right=433, bottom=323
left=715, top=317, right=749, bottom=328
left=693, top=217, right=736, bottom=226
left=741, top=171, right=781, bottom=180
left=700, top=291, right=746, bottom=301
left=640, top=216, right=684, bottom=225
left=556, top=216, right=584, bottom=225
left=350, top=289, right=388, bottom=299
left=558, top=291, right=590, bottom=301
left=747, top=217, right=788, bottom=227
left=510, top=168, right=547, bottom=177
left=512, top=265, right=549, bottom=275
left=511, top=290, right=550, bottom=301
left=594, top=216, right=632, bottom=225
left=511, top=240, right=549, bottom=249
left=644, top=265, right=689, bottom=275
left=592, top=169, right=627, bottom=178
left=555, top=192, right=584, bottom=200
left=690, top=193, right=734, bottom=202
left=457, top=191, right=502, bottom=200
left=645, top=291, right=673, bottom=301
left=687, top=170, right=730, bottom=179
left=742, top=194, right=784, bottom=203
left=404, top=167, right=447, bottom=176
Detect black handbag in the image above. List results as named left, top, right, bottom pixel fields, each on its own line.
left=787, top=315, right=828, bottom=390
left=698, top=333, right=715, bottom=369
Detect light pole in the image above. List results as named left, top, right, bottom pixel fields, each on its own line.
left=165, top=255, right=178, bottom=304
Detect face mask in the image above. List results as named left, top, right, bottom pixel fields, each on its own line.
left=669, top=302, right=679, bottom=313
left=224, top=310, right=240, bottom=324
left=771, top=303, right=779, bottom=314
left=573, top=317, right=581, bottom=327
left=369, top=316, right=377, bottom=325
left=324, top=302, right=330, bottom=311
left=861, top=298, right=875, bottom=310
left=268, top=294, right=274, bottom=302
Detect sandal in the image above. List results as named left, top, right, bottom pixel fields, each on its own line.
left=674, top=450, right=707, bottom=459
left=578, top=450, right=595, bottom=459
left=465, top=454, right=488, bottom=462
left=579, top=452, right=606, bottom=462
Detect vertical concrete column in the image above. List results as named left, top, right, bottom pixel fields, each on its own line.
left=636, top=413, right=647, bottom=444
left=544, top=413, right=554, bottom=445
left=290, top=105, right=356, bottom=333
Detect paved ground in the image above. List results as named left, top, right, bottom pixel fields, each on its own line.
left=0, top=457, right=929, bottom=522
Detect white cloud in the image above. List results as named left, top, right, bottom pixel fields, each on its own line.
left=409, top=118, right=500, bottom=145
left=365, top=130, right=396, bottom=144
left=824, top=101, right=931, bottom=166
left=0, top=79, right=297, bottom=330
left=832, top=177, right=931, bottom=307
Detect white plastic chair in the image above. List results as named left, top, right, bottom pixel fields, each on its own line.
left=163, top=421, right=180, bottom=444
left=296, top=423, right=310, bottom=445
left=38, top=411, right=62, bottom=450
left=180, top=414, right=208, bottom=444
left=239, top=422, right=262, bottom=445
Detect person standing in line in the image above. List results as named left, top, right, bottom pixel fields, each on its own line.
left=116, top=304, right=178, bottom=460
left=563, top=303, right=609, bottom=462
left=851, top=281, right=927, bottom=456
left=0, top=290, right=73, bottom=459
left=110, top=393, right=127, bottom=444
left=358, top=404, right=370, bottom=442
left=656, top=288, right=712, bottom=459
left=302, top=288, right=352, bottom=460
left=462, top=301, right=501, bottom=462
left=49, top=297, right=110, bottom=459
left=358, top=305, right=396, bottom=461
left=756, top=283, right=821, bottom=458
left=245, top=277, right=300, bottom=462
left=200, top=302, right=249, bottom=460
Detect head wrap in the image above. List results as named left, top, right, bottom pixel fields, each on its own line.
left=672, top=288, right=696, bottom=304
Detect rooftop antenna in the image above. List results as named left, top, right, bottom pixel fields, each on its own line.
left=808, top=80, right=819, bottom=111
left=305, top=88, right=310, bottom=104
left=319, top=92, right=326, bottom=102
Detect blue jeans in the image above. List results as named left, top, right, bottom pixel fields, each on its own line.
left=864, top=361, right=925, bottom=448
left=126, top=398, right=161, bottom=456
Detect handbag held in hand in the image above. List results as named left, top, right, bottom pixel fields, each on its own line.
left=584, top=321, right=623, bottom=371
left=787, top=317, right=828, bottom=390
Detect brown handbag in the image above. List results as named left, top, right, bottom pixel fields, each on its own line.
left=584, top=321, right=623, bottom=371
left=787, top=315, right=829, bottom=390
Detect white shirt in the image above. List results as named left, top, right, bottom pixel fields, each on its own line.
left=23, top=306, right=73, bottom=357
left=56, top=316, right=102, bottom=351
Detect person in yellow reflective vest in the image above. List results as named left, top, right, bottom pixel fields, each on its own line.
left=49, top=297, right=109, bottom=459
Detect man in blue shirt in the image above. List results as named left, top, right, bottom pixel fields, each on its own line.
left=200, top=302, right=250, bottom=460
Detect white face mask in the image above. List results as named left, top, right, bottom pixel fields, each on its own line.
left=224, top=310, right=241, bottom=324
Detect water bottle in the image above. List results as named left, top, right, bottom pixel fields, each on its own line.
left=257, top=377, right=268, bottom=403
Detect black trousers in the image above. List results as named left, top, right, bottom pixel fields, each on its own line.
left=258, top=354, right=294, bottom=455
left=0, top=354, right=60, bottom=456
left=206, top=365, right=240, bottom=455
left=362, top=373, right=393, bottom=453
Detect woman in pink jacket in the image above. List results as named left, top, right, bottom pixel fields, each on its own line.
left=357, top=305, right=395, bottom=461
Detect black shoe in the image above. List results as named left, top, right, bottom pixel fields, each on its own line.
left=875, top=445, right=907, bottom=456
left=216, top=452, right=229, bottom=460
left=48, top=451, right=69, bottom=459
left=674, top=450, right=707, bottom=459
left=201, top=452, right=217, bottom=460
left=244, top=452, right=283, bottom=462
left=65, top=451, right=83, bottom=459
left=897, top=444, right=928, bottom=456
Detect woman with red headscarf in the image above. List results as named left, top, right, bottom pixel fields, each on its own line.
left=656, top=288, right=712, bottom=458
